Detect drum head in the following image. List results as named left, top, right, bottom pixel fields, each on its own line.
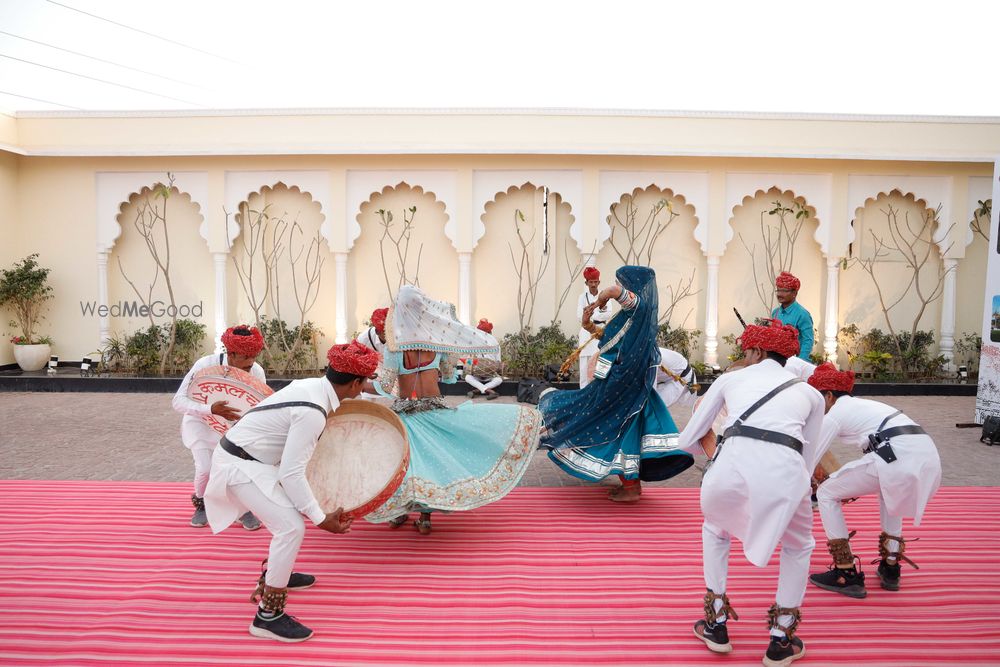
left=307, top=399, right=410, bottom=520
left=187, top=365, right=273, bottom=435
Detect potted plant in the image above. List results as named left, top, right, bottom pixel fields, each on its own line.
left=0, top=254, right=54, bottom=371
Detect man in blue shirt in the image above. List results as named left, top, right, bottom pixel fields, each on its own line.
left=771, top=271, right=814, bottom=360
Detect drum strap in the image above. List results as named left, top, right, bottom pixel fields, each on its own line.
left=244, top=401, right=328, bottom=418
left=220, top=436, right=259, bottom=462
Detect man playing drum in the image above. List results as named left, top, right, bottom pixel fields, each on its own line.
left=203, top=341, right=379, bottom=643
left=465, top=318, right=503, bottom=399
left=172, top=325, right=266, bottom=530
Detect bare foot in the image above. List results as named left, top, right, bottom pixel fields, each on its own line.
left=608, top=484, right=642, bottom=503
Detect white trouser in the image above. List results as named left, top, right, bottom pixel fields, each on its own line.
left=191, top=447, right=213, bottom=497
left=227, top=481, right=306, bottom=589
left=817, top=461, right=903, bottom=548
left=466, top=375, right=502, bottom=393
left=579, top=354, right=593, bottom=388
left=702, top=494, right=814, bottom=628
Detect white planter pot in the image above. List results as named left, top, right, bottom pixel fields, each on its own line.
left=12, top=343, right=51, bottom=372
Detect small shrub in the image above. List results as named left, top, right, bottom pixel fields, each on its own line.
left=501, top=322, right=577, bottom=379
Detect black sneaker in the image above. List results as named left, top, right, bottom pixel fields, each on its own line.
left=763, top=635, right=805, bottom=667
left=249, top=611, right=313, bottom=642
left=693, top=619, right=732, bottom=653
left=876, top=559, right=901, bottom=591
left=809, top=565, right=867, bottom=598
left=190, top=506, right=207, bottom=527
left=288, top=572, right=316, bottom=590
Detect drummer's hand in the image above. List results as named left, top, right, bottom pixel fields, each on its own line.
left=318, top=508, right=353, bottom=534
left=211, top=400, right=242, bottom=421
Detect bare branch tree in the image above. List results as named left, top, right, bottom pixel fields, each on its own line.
left=739, top=199, right=808, bottom=313
left=659, top=269, right=701, bottom=328
left=554, top=238, right=598, bottom=320
left=377, top=206, right=422, bottom=300
left=608, top=196, right=678, bottom=266
left=230, top=202, right=282, bottom=369
left=508, top=208, right=551, bottom=334
left=846, top=203, right=954, bottom=361
left=972, top=199, right=991, bottom=243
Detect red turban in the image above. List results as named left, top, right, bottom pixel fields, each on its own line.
left=327, top=341, right=380, bottom=378
left=477, top=318, right=494, bottom=334
left=808, top=362, right=855, bottom=393
left=583, top=267, right=600, bottom=281
left=739, top=318, right=800, bottom=358
left=775, top=271, right=801, bottom=291
left=370, top=308, right=388, bottom=335
left=221, top=325, right=264, bottom=358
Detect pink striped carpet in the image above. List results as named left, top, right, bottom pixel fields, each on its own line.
left=0, top=481, right=997, bottom=666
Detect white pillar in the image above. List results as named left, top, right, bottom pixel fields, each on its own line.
left=96, top=249, right=110, bottom=345
left=940, top=257, right=958, bottom=370
left=458, top=252, right=472, bottom=325
left=704, top=255, right=721, bottom=367
left=334, top=252, right=348, bottom=343
left=824, top=257, right=841, bottom=361
left=212, top=252, right=228, bottom=351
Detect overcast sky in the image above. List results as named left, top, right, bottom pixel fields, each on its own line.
left=0, top=0, right=994, bottom=115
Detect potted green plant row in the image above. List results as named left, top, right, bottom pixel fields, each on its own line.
left=0, top=254, right=54, bottom=371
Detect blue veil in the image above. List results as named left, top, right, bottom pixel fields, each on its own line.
left=539, top=265, right=661, bottom=450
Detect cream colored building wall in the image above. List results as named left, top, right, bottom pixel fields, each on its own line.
left=1, top=149, right=994, bottom=365
left=109, top=187, right=211, bottom=349
left=958, top=227, right=992, bottom=341
left=351, top=183, right=455, bottom=335
left=718, top=189, right=824, bottom=360
left=0, top=150, right=18, bottom=365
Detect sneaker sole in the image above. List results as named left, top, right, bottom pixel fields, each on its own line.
left=809, top=578, right=867, bottom=599
left=288, top=581, right=315, bottom=590
left=248, top=623, right=313, bottom=643
left=878, top=577, right=900, bottom=591
left=693, top=627, right=732, bottom=654
left=190, top=522, right=207, bottom=527
left=762, top=644, right=806, bottom=667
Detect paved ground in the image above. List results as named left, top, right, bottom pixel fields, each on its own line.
left=0, top=392, right=993, bottom=486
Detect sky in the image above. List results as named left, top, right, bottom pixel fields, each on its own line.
left=0, top=0, right=995, bottom=115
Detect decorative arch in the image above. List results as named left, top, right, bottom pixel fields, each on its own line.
left=473, top=170, right=583, bottom=251
left=481, top=181, right=575, bottom=231
left=224, top=171, right=331, bottom=249
left=725, top=173, right=832, bottom=255
left=347, top=170, right=456, bottom=250
left=847, top=175, right=952, bottom=253
left=97, top=172, right=208, bottom=253
left=851, top=188, right=948, bottom=256
left=604, top=184, right=698, bottom=259
left=598, top=171, right=709, bottom=253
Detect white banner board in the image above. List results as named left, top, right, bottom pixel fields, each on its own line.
left=976, top=163, right=1000, bottom=423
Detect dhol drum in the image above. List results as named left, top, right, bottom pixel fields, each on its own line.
left=187, top=365, right=274, bottom=436
left=306, top=399, right=410, bottom=520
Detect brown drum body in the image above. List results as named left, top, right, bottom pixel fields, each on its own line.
left=187, top=365, right=273, bottom=436
left=306, top=399, right=410, bottom=520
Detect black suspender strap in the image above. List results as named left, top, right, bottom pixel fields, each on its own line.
left=367, top=329, right=377, bottom=349
left=719, top=378, right=805, bottom=455
left=863, top=410, right=925, bottom=457
left=219, top=352, right=224, bottom=364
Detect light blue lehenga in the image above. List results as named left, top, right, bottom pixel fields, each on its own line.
left=365, top=324, right=541, bottom=524
left=540, top=266, right=694, bottom=483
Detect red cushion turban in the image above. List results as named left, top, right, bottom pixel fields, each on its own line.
left=326, top=341, right=380, bottom=378
left=583, top=267, right=600, bottom=281
left=775, top=271, right=801, bottom=291
left=221, top=325, right=264, bottom=358
left=807, top=362, right=855, bottom=393
left=739, top=318, right=800, bottom=358
left=477, top=318, right=494, bottom=334
left=370, top=308, right=388, bottom=336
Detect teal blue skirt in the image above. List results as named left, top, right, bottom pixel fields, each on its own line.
left=548, top=391, right=693, bottom=482
left=366, top=401, right=541, bottom=522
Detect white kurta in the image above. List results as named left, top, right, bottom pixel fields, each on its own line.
left=205, top=377, right=339, bottom=533
left=577, top=289, right=616, bottom=387
left=783, top=355, right=816, bottom=381
left=815, top=395, right=941, bottom=524
left=679, top=359, right=825, bottom=566
left=355, top=327, right=386, bottom=354
left=654, top=347, right=698, bottom=409
left=172, top=353, right=267, bottom=450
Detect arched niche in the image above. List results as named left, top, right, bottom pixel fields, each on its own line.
left=109, top=185, right=208, bottom=339
left=351, top=182, right=453, bottom=332
left=476, top=183, right=575, bottom=335
left=227, top=183, right=331, bottom=367
left=840, top=190, right=945, bottom=338
left=719, top=187, right=822, bottom=355
left=598, top=185, right=704, bottom=332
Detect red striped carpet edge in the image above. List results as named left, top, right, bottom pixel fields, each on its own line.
left=0, top=481, right=997, bottom=666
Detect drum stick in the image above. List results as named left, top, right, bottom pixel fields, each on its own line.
left=733, top=308, right=748, bottom=329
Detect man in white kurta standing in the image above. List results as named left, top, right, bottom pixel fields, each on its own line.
left=204, top=341, right=379, bottom=642
left=806, top=363, right=941, bottom=598
left=577, top=267, right=615, bottom=387
left=172, top=325, right=266, bottom=530
left=678, top=319, right=824, bottom=667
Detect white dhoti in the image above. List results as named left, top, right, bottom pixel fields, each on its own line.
left=577, top=328, right=599, bottom=388
left=181, top=420, right=219, bottom=497
left=466, top=375, right=502, bottom=393
left=204, top=447, right=306, bottom=588
left=817, top=434, right=941, bottom=540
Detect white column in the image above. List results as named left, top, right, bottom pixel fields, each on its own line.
left=96, top=249, right=110, bottom=345
left=458, top=252, right=472, bottom=325
left=334, top=252, right=348, bottom=343
left=704, top=255, right=721, bottom=367
left=212, top=252, right=228, bottom=351
left=940, top=257, right=958, bottom=370
left=824, top=257, right=841, bottom=361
